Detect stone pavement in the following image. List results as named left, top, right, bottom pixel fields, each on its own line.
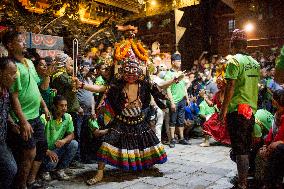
left=46, top=138, right=236, bottom=189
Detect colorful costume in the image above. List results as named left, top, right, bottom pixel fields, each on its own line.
left=202, top=61, right=230, bottom=145
left=96, top=31, right=168, bottom=170
left=202, top=92, right=231, bottom=145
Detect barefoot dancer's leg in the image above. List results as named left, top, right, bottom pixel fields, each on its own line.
left=86, top=162, right=105, bottom=185
left=200, top=135, right=210, bottom=147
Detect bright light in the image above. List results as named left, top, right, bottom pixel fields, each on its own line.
left=244, top=23, right=254, bottom=32
left=150, top=0, right=157, bottom=6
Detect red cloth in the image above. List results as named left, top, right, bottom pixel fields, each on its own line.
left=203, top=92, right=231, bottom=145
left=265, top=114, right=284, bottom=145
left=212, top=92, right=222, bottom=109
left=203, top=113, right=231, bottom=145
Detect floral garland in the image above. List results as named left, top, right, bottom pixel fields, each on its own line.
left=114, top=39, right=148, bottom=62
left=130, top=39, right=148, bottom=61
left=114, top=41, right=131, bottom=61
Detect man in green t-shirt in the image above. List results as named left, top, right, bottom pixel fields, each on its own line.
left=3, top=31, right=50, bottom=189
left=164, top=53, right=190, bottom=148
left=29, top=95, right=78, bottom=181
left=219, top=29, right=260, bottom=189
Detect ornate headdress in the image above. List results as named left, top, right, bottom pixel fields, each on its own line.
left=114, top=25, right=149, bottom=79
left=215, top=55, right=231, bottom=82
left=230, top=29, right=247, bottom=43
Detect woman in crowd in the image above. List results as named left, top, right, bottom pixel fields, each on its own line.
left=200, top=65, right=230, bottom=147
left=0, top=57, right=18, bottom=189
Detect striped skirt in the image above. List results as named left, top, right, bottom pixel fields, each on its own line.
left=96, top=116, right=167, bottom=171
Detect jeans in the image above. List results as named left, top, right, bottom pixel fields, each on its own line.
left=0, top=142, right=17, bottom=189
left=170, top=98, right=186, bottom=127
left=70, top=112, right=83, bottom=161
left=42, top=140, right=78, bottom=171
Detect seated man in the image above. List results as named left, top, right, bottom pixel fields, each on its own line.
left=184, top=96, right=200, bottom=139
left=255, top=89, right=284, bottom=188
left=198, top=90, right=215, bottom=121
left=82, top=118, right=109, bottom=162
left=40, top=95, right=78, bottom=180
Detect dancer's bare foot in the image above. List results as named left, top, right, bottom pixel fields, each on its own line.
left=200, top=142, right=210, bottom=147
left=86, top=170, right=104, bottom=185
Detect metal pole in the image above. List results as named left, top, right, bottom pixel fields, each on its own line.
left=72, top=38, right=78, bottom=77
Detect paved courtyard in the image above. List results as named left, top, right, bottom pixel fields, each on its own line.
left=46, top=138, right=236, bottom=189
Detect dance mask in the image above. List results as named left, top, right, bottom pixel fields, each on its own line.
left=114, top=26, right=148, bottom=83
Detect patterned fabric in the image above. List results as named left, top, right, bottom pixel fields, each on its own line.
left=230, top=29, right=247, bottom=42
left=96, top=80, right=168, bottom=170
left=97, top=118, right=167, bottom=170
left=122, top=107, right=141, bottom=117
left=107, top=80, right=168, bottom=115
left=0, top=89, right=10, bottom=142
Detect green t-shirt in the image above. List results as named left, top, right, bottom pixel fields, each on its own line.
left=164, top=70, right=186, bottom=104
left=198, top=100, right=215, bottom=116
left=253, top=109, right=274, bottom=138
left=10, top=59, right=42, bottom=121
left=225, top=54, right=260, bottom=114
left=41, top=113, right=74, bottom=150
left=95, top=76, right=106, bottom=96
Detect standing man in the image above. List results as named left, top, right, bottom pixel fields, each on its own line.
left=3, top=31, right=50, bottom=189
left=219, top=29, right=260, bottom=189
left=164, top=53, right=190, bottom=148
left=0, top=57, right=18, bottom=189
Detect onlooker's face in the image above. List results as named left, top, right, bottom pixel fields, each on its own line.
left=101, top=52, right=108, bottom=59
left=0, top=61, right=17, bottom=88
left=65, top=57, right=74, bottom=75
left=172, top=60, right=181, bottom=69
left=106, top=47, right=112, bottom=54
left=189, top=73, right=195, bottom=81
left=36, top=59, right=47, bottom=76
left=260, top=69, right=267, bottom=78
left=98, top=43, right=104, bottom=50
left=8, top=34, right=26, bottom=55
left=56, top=100, right=68, bottom=115
left=82, top=65, right=90, bottom=75
left=100, top=65, right=111, bottom=79
left=270, top=68, right=275, bottom=77
left=200, top=58, right=206, bottom=65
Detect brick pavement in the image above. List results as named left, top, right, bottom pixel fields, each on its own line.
left=46, top=138, right=236, bottom=189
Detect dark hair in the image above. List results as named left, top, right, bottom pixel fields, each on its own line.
left=53, top=95, right=67, bottom=106
left=273, top=89, right=284, bottom=107
left=44, top=56, right=53, bottom=66
left=25, top=49, right=41, bottom=66
left=0, top=57, right=14, bottom=70
left=230, top=40, right=247, bottom=50
left=2, top=31, right=21, bottom=49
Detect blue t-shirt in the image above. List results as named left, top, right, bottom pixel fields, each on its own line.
left=185, top=102, right=199, bottom=120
